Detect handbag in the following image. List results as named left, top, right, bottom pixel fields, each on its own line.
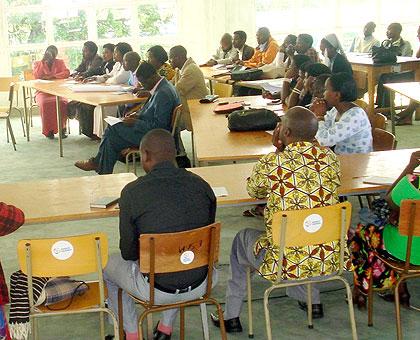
left=228, top=109, right=279, bottom=131
left=372, top=40, right=398, bottom=64
left=213, top=102, right=244, bottom=114
left=231, top=68, right=263, bottom=81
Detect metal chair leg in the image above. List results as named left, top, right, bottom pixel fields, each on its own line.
left=395, top=279, right=403, bottom=340
left=180, top=307, right=185, bottom=340
left=341, top=277, right=358, bottom=340
left=100, top=311, right=105, bottom=339
left=247, top=268, right=254, bottom=338
left=263, top=288, right=273, bottom=340
left=307, top=283, right=313, bottom=329
left=7, top=118, right=17, bottom=151
left=200, top=303, right=210, bottom=340
left=368, top=272, right=374, bottom=327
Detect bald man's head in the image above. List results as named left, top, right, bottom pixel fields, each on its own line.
left=280, top=107, right=318, bottom=144
left=140, top=129, right=176, bottom=172
left=123, top=51, right=140, bottom=72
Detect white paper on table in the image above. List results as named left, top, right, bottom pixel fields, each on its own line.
left=69, top=84, right=124, bottom=92
left=212, top=187, right=229, bottom=197
left=33, top=79, right=53, bottom=83
left=64, top=79, right=78, bottom=84
left=265, top=130, right=274, bottom=135
left=104, top=116, right=123, bottom=126
left=362, top=176, right=395, bottom=186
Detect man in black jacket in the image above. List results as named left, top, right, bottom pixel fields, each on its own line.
left=103, top=129, right=217, bottom=340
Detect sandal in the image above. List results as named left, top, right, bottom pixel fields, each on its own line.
left=351, top=287, right=367, bottom=310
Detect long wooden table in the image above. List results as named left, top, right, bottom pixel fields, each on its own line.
left=189, top=95, right=282, bottom=166
left=347, top=53, right=420, bottom=117
left=0, top=173, right=136, bottom=225
left=200, top=66, right=233, bottom=94
left=20, top=79, right=147, bottom=157
left=384, top=82, right=420, bottom=135
left=189, top=148, right=418, bottom=206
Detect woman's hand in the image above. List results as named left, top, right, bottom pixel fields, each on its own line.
left=310, top=99, right=327, bottom=119
left=408, top=150, right=420, bottom=169
left=285, top=67, right=298, bottom=80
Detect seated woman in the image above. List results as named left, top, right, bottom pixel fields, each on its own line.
left=147, top=45, right=175, bottom=81
left=320, top=34, right=353, bottom=75
left=286, top=62, right=331, bottom=109
left=311, top=72, right=372, bottom=154
left=33, top=45, right=70, bottom=139
left=278, top=54, right=311, bottom=103
left=350, top=150, right=420, bottom=308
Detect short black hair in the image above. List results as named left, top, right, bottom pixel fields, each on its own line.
left=389, top=22, right=403, bottom=33
left=306, top=63, right=331, bottom=77
left=298, top=34, right=314, bottom=47
left=147, top=45, right=169, bottom=64
left=169, top=45, right=187, bottom=58
left=103, top=43, right=115, bottom=52
left=299, top=61, right=313, bottom=73
left=234, top=30, right=247, bottom=41
left=46, top=45, right=58, bottom=55
left=258, top=27, right=270, bottom=36
left=115, top=42, right=133, bottom=57
left=84, top=41, right=98, bottom=54
left=328, top=72, right=357, bottom=102
left=292, top=54, right=311, bottom=68
left=136, top=62, right=157, bottom=81
left=285, top=34, right=297, bottom=45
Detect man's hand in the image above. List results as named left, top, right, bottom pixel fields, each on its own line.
left=408, top=150, right=420, bottom=169
left=83, top=77, right=95, bottom=83
left=122, top=113, right=138, bottom=127
left=285, top=44, right=295, bottom=57
left=206, top=59, right=217, bottom=66
left=295, top=77, right=304, bottom=90
left=272, top=122, right=285, bottom=153
left=310, top=99, right=327, bottom=119
left=134, top=90, right=150, bottom=98
left=285, top=67, right=298, bottom=80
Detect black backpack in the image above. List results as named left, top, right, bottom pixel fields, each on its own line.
left=228, top=109, right=279, bottom=131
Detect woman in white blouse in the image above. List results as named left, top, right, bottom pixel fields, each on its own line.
left=310, top=72, right=372, bottom=154
left=88, top=42, right=132, bottom=138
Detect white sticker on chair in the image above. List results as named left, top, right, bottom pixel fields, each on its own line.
left=180, top=251, right=195, bottom=265
left=51, top=240, right=74, bottom=260
left=303, top=214, right=323, bottom=233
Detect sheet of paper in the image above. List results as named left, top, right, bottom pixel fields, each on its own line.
left=362, top=176, right=395, bottom=186
left=265, top=130, right=274, bottom=135
left=33, top=79, right=53, bottom=83
left=212, top=187, right=229, bottom=197
left=104, top=116, right=122, bottom=126
left=69, top=84, right=124, bottom=92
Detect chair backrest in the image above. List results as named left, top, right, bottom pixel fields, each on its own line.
left=370, top=113, right=387, bottom=130
left=213, top=82, right=233, bottom=97
left=373, top=128, right=396, bottom=151
left=0, top=76, right=19, bottom=92
left=17, top=232, right=108, bottom=277
left=271, top=202, right=352, bottom=280
left=354, top=99, right=369, bottom=113
left=139, top=223, right=221, bottom=303
left=398, top=200, right=420, bottom=272
left=171, top=104, right=183, bottom=136
left=23, top=69, right=35, bottom=81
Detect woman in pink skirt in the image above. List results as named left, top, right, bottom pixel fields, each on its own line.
left=33, top=45, right=70, bottom=139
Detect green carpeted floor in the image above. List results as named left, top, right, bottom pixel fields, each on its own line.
left=0, top=114, right=419, bottom=339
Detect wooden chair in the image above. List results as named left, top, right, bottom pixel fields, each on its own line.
left=370, top=113, right=387, bottom=130
left=0, top=82, right=18, bottom=150
left=246, top=202, right=357, bottom=340
left=117, top=223, right=226, bottom=340
left=123, top=104, right=183, bottom=175
left=0, top=76, right=26, bottom=137
left=367, top=200, right=420, bottom=339
left=373, top=128, right=396, bottom=151
left=17, top=233, right=119, bottom=340
left=212, top=82, right=233, bottom=97
left=23, top=69, right=39, bottom=129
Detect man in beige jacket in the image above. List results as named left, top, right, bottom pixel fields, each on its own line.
left=169, top=45, right=208, bottom=131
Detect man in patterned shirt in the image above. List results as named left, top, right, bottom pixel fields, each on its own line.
left=211, top=106, right=341, bottom=333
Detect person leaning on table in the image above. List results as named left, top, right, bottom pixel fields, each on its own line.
left=103, top=129, right=217, bottom=340
left=211, top=106, right=343, bottom=333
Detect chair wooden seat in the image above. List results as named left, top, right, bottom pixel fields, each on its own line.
left=375, top=254, right=420, bottom=273
left=35, top=281, right=106, bottom=313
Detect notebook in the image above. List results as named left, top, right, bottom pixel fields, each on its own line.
left=90, top=197, right=119, bottom=209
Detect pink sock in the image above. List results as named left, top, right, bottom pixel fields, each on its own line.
left=125, top=332, right=138, bottom=340
left=157, top=322, right=172, bottom=335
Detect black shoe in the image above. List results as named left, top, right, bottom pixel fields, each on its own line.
left=153, top=323, right=171, bottom=340
left=210, top=312, right=243, bottom=333
left=61, top=129, right=68, bottom=139
left=298, top=301, right=324, bottom=319
left=46, top=131, right=54, bottom=139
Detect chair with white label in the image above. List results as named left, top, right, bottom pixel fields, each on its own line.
left=17, top=233, right=119, bottom=340
left=117, top=223, right=226, bottom=340
left=246, top=202, right=358, bottom=340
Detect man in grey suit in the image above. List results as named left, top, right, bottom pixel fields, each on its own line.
left=74, top=62, right=180, bottom=174
left=233, top=30, right=255, bottom=61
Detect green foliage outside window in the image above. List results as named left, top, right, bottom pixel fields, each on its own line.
left=8, top=13, right=46, bottom=44
left=54, top=10, right=88, bottom=41
left=97, top=9, right=131, bottom=39
left=138, top=4, right=173, bottom=36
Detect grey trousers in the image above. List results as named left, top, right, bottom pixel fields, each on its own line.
left=225, top=228, right=321, bottom=320
left=104, top=253, right=218, bottom=333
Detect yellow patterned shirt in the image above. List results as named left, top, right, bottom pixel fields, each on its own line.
left=158, top=62, right=175, bottom=81
left=247, top=141, right=342, bottom=282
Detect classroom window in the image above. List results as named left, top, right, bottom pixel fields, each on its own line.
left=138, top=3, right=177, bottom=37
left=8, top=12, right=46, bottom=45
left=53, top=10, right=88, bottom=42
left=97, top=8, right=132, bottom=39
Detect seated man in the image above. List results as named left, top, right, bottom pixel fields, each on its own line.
left=71, top=41, right=103, bottom=79
left=287, top=33, right=319, bottom=63
left=103, top=129, right=217, bottom=340
left=74, top=62, right=180, bottom=175
left=349, top=22, right=380, bottom=53
left=206, top=33, right=238, bottom=65
left=233, top=30, right=254, bottom=62
left=238, top=27, right=279, bottom=68
left=211, top=107, right=341, bottom=333
left=386, top=22, right=413, bottom=56
left=169, top=45, right=208, bottom=132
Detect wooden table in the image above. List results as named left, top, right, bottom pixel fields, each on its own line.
left=0, top=173, right=136, bottom=225
left=20, top=79, right=147, bottom=157
left=384, top=82, right=420, bottom=135
left=189, top=148, right=418, bottom=206
left=348, top=53, right=420, bottom=117
left=200, top=66, right=234, bottom=94
left=189, top=95, right=283, bottom=166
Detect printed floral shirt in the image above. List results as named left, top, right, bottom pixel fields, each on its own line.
left=247, top=141, right=343, bottom=282
left=158, top=62, right=175, bottom=81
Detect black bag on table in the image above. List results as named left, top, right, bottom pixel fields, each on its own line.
left=231, top=68, right=263, bottom=81
left=372, top=40, right=398, bottom=64
left=228, top=109, right=279, bottom=131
